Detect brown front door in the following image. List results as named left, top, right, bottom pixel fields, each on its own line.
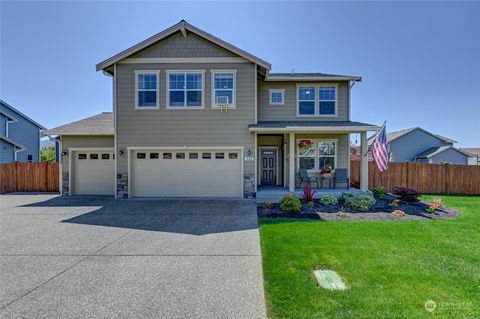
left=261, top=149, right=276, bottom=185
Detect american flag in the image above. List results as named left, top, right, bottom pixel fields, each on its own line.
left=372, top=122, right=388, bottom=172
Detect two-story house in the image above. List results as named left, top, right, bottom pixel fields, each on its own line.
left=0, top=99, right=46, bottom=163
left=45, top=20, right=377, bottom=198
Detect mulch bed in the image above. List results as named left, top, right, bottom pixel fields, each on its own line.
left=258, top=195, right=462, bottom=221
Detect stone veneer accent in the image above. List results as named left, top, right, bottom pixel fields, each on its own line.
left=62, top=173, right=69, bottom=195
left=244, top=175, right=256, bottom=198
left=116, top=173, right=128, bottom=198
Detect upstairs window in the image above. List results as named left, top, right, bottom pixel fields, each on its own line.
left=135, top=71, right=159, bottom=109
left=319, top=86, right=336, bottom=115
left=298, top=86, right=315, bottom=115
left=269, top=89, right=285, bottom=105
left=212, top=70, right=236, bottom=108
left=297, top=85, right=337, bottom=116
left=167, top=71, right=204, bottom=109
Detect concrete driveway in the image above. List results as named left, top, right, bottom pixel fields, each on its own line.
left=0, top=194, right=266, bottom=319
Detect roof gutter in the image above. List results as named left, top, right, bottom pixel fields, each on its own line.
left=249, top=125, right=379, bottom=133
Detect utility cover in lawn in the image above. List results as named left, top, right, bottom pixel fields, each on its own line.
left=314, top=270, right=347, bottom=291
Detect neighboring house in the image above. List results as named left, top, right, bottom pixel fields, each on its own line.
left=460, top=148, right=480, bottom=165
left=0, top=99, right=46, bottom=163
left=368, top=127, right=471, bottom=165
left=45, top=20, right=377, bottom=198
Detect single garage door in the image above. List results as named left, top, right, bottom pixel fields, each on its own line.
left=73, top=150, right=115, bottom=195
left=132, top=149, right=242, bottom=197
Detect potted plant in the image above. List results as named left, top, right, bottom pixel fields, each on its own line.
left=320, top=165, right=334, bottom=178
left=297, top=139, right=314, bottom=150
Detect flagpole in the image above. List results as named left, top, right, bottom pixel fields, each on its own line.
left=363, top=121, right=386, bottom=157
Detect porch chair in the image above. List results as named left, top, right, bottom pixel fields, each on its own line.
left=296, top=168, right=319, bottom=189
left=333, top=168, right=350, bottom=190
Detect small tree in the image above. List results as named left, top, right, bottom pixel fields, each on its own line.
left=41, top=146, right=56, bottom=163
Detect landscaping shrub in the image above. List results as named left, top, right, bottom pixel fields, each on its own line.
left=344, top=195, right=376, bottom=212
left=263, top=201, right=273, bottom=209
left=340, top=192, right=355, bottom=202
left=389, top=199, right=400, bottom=208
left=301, top=183, right=316, bottom=203
left=371, top=186, right=387, bottom=199
left=393, top=187, right=422, bottom=203
left=320, top=194, right=338, bottom=205
left=306, top=201, right=315, bottom=209
left=279, top=194, right=302, bottom=213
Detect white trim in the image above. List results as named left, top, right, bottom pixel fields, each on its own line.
left=283, top=134, right=287, bottom=188
left=58, top=137, right=62, bottom=194
left=249, top=126, right=380, bottom=133
left=296, top=138, right=338, bottom=173
left=134, top=70, right=160, bottom=110
left=120, top=57, right=249, bottom=64
left=127, top=146, right=244, bottom=151
left=68, top=149, right=72, bottom=196
left=266, top=76, right=361, bottom=82
left=211, top=69, right=237, bottom=109
left=268, top=89, right=285, bottom=105
left=254, top=132, right=257, bottom=192
left=254, top=65, right=257, bottom=124
left=296, top=83, right=338, bottom=117
left=165, top=70, right=206, bottom=110
left=114, top=63, right=118, bottom=197
left=127, top=146, right=244, bottom=198
left=258, top=146, right=280, bottom=186
left=69, top=147, right=115, bottom=152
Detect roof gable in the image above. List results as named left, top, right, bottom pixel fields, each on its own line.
left=369, top=127, right=456, bottom=145
left=96, top=20, right=271, bottom=73
left=44, top=112, right=113, bottom=136
left=0, top=99, right=46, bottom=130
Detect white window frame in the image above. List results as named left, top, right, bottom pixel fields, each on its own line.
left=166, top=70, right=205, bottom=110
left=318, top=84, right=338, bottom=117
left=211, top=69, right=237, bottom=109
left=135, top=70, right=160, bottom=110
left=296, top=139, right=338, bottom=172
left=296, top=83, right=338, bottom=117
left=269, top=89, right=285, bottom=105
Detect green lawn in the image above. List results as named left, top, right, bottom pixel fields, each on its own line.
left=259, top=196, right=480, bottom=318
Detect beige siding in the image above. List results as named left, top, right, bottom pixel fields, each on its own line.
left=61, top=135, right=114, bottom=175
left=284, top=133, right=349, bottom=186
left=130, top=32, right=237, bottom=59
left=115, top=62, right=256, bottom=182
left=257, top=80, right=350, bottom=121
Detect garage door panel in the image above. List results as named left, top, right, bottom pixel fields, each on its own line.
left=132, top=150, right=242, bottom=197
left=73, top=151, right=114, bottom=196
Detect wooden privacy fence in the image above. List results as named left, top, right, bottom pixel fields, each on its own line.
left=0, top=162, right=59, bottom=194
left=350, top=161, right=480, bottom=195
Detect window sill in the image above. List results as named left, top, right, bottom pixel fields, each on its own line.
left=166, top=106, right=205, bottom=110
left=135, top=106, right=160, bottom=110
left=211, top=105, right=236, bottom=109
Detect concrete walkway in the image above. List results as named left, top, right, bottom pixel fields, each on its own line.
left=0, top=194, right=266, bottom=319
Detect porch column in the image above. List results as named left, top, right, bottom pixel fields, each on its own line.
left=289, top=132, right=295, bottom=192
left=360, top=131, right=368, bottom=191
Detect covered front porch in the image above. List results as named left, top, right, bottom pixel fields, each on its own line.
left=250, top=121, right=378, bottom=201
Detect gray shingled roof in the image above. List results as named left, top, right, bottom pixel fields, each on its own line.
left=44, top=112, right=113, bottom=136
left=249, top=121, right=376, bottom=128
left=368, top=127, right=457, bottom=145
left=414, top=145, right=472, bottom=159
left=0, top=135, right=26, bottom=149
left=266, top=72, right=361, bottom=81
left=460, top=148, right=479, bottom=156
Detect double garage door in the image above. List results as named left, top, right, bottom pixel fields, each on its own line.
left=132, top=149, right=242, bottom=197
left=72, top=151, right=115, bottom=195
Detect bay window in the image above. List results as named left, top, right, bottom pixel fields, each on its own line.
left=135, top=71, right=159, bottom=109
left=167, top=71, right=204, bottom=109
left=297, top=139, right=337, bottom=171
left=212, top=70, right=236, bottom=108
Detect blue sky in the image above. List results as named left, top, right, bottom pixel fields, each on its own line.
left=1, top=1, right=479, bottom=146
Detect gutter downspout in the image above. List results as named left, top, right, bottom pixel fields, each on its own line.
left=14, top=146, right=24, bottom=161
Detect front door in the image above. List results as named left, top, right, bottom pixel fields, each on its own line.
left=261, top=149, right=276, bottom=185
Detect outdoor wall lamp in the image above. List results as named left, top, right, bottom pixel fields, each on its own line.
left=119, top=149, right=124, bottom=156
